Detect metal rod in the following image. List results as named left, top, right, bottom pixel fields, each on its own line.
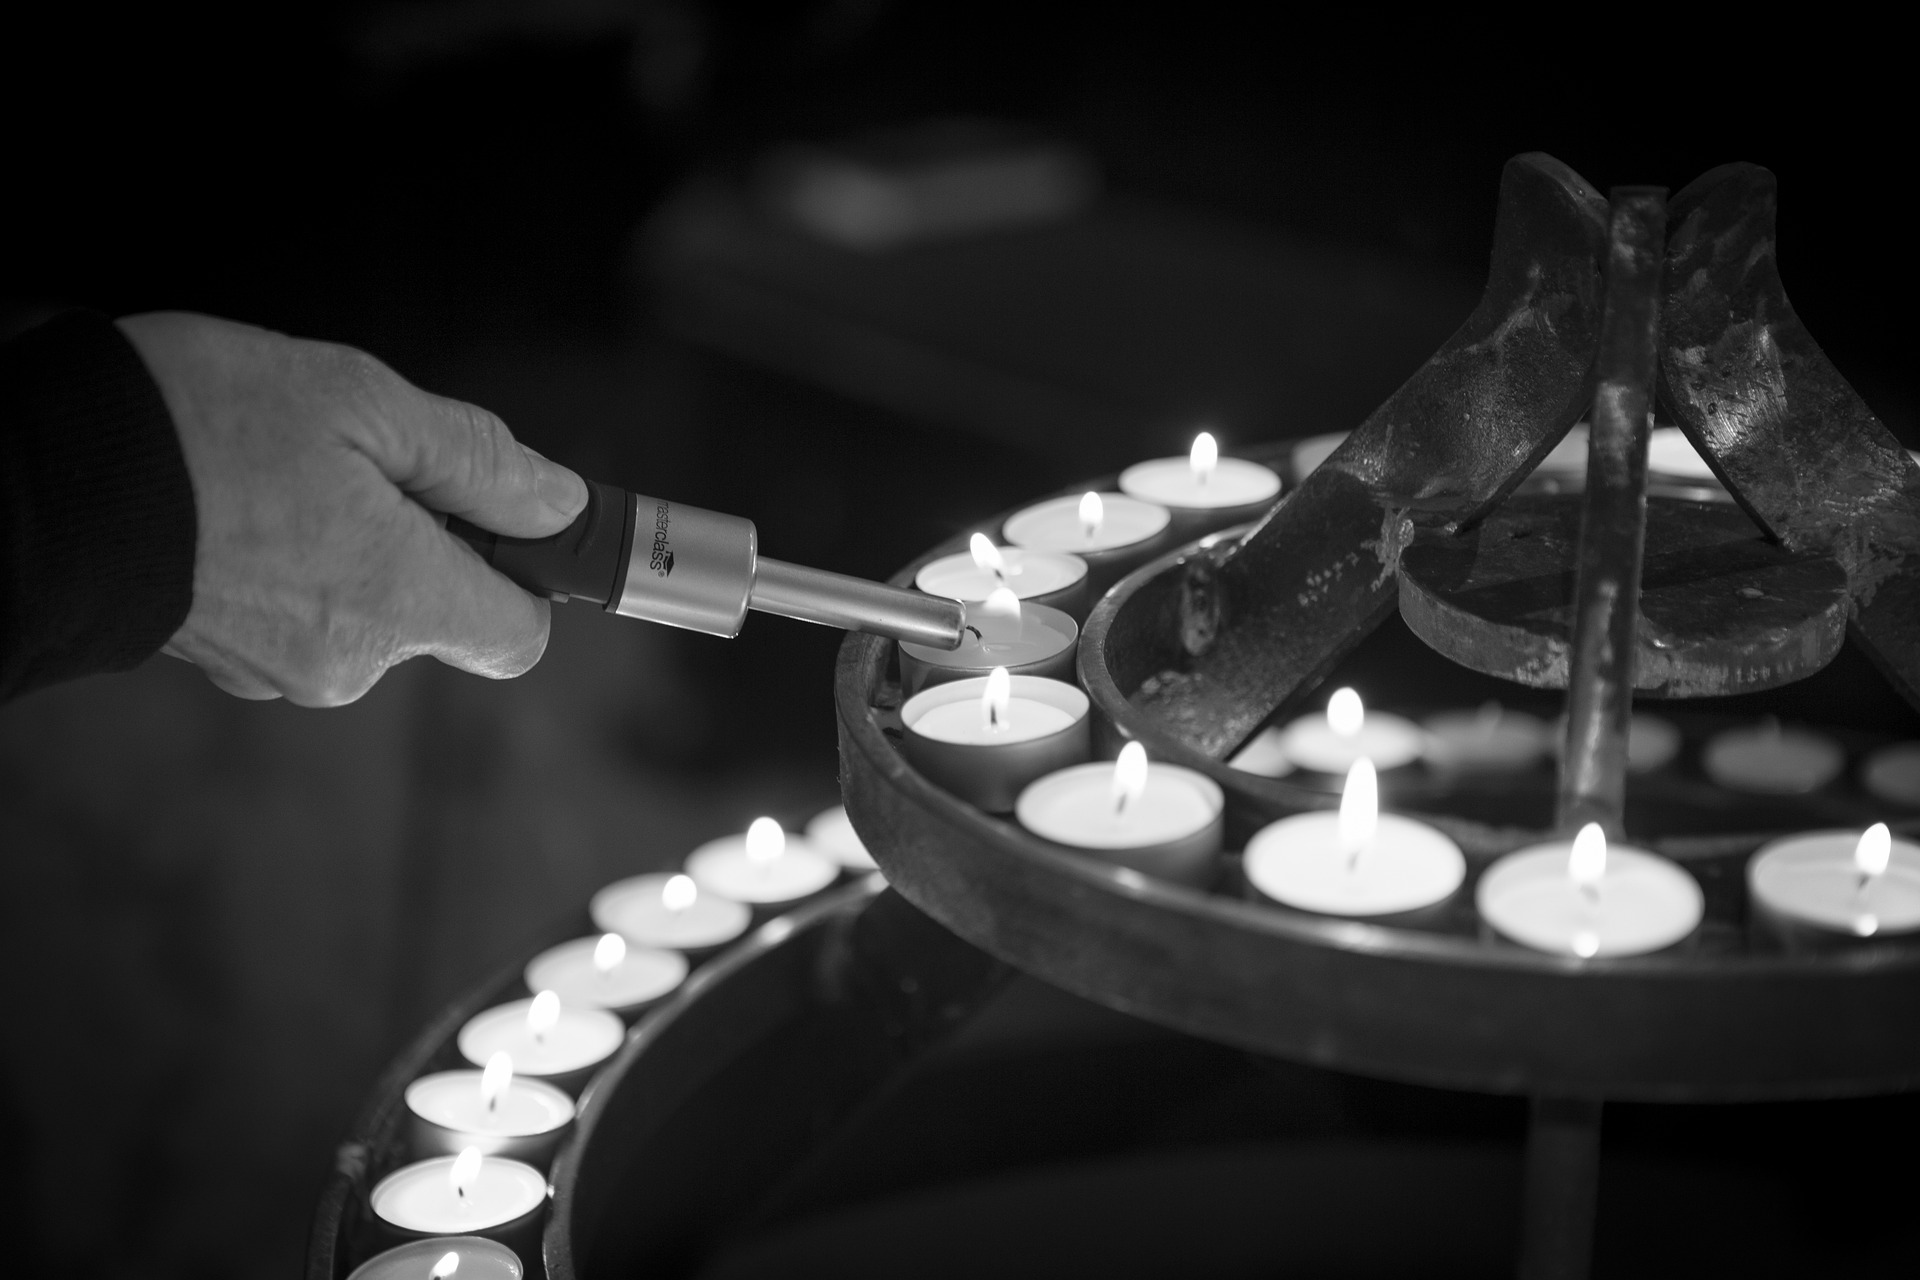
left=1556, top=187, right=1667, bottom=835
left=1519, top=1095, right=1604, bottom=1280
left=751, top=557, right=965, bottom=650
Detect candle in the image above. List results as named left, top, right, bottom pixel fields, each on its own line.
left=457, top=994, right=623, bottom=1088
left=1016, top=742, right=1225, bottom=885
left=1477, top=823, right=1703, bottom=957
left=590, top=872, right=751, bottom=952
left=1748, top=824, right=1920, bottom=938
left=1117, top=432, right=1282, bottom=538
left=1422, top=703, right=1548, bottom=774
left=902, top=670, right=1091, bottom=811
left=1227, top=726, right=1294, bottom=778
left=1288, top=431, right=1346, bottom=482
left=915, top=534, right=1091, bottom=620
left=805, top=805, right=879, bottom=872
left=1862, top=743, right=1920, bottom=807
left=522, top=934, right=687, bottom=1015
left=1001, top=491, right=1171, bottom=593
left=1274, top=687, right=1424, bottom=774
left=1703, top=719, right=1843, bottom=794
left=685, top=817, right=839, bottom=906
left=346, top=1237, right=524, bottom=1280
left=405, top=1058, right=575, bottom=1164
left=897, top=589, right=1078, bottom=696
left=1245, top=759, right=1466, bottom=916
left=369, top=1150, right=547, bottom=1239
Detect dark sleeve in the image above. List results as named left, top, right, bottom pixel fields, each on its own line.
left=0, top=311, right=197, bottom=702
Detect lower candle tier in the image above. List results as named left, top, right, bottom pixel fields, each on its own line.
left=405, top=1071, right=575, bottom=1163
left=457, top=1000, right=625, bottom=1081
left=901, top=676, right=1091, bottom=812
left=1016, top=760, right=1224, bottom=885
left=524, top=937, right=688, bottom=1013
left=371, top=1155, right=548, bottom=1235
left=1748, top=830, right=1920, bottom=937
left=1477, top=842, right=1703, bottom=957
left=347, top=1236, right=524, bottom=1280
left=592, top=872, right=752, bottom=951
left=897, top=601, right=1078, bottom=696
left=1245, top=812, right=1465, bottom=917
left=685, top=833, right=840, bottom=905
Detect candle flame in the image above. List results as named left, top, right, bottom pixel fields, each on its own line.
left=1190, top=431, right=1218, bottom=483
left=1078, top=491, right=1104, bottom=538
left=983, top=666, right=1012, bottom=733
left=1572, top=930, right=1599, bottom=958
left=980, top=586, right=1022, bottom=619
left=593, top=932, right=626, bottom=974
left=1338, top=758, right=1378, bottom=861
left=481, top=1051, right=513, bottom=1109
left=1856, top=913, right=1881, bottom=937
left=527, top=990, right=561, bottom=1039
left=745, top=817, right=785, bottom=867
left=1112, top=742, right=1149, bottom=814
left=450, top=1147, right=483, bottom=1198
left=662, top=873, right=698, bottom=913
left=431, top=1251, right=461, bottom=1278
left=1569, top=823, right=1607, bottom=892
left=1326, top=687, right=1364, bottom=737
left=1856, top=823, right=1892, bottom=879
left=969, top=533, right=1008, bottom=579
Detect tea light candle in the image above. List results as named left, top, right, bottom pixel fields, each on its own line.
left=898, top=589, right=1078, bottom=696
left=405, top=1056, right=575, bottom=1164
left=591, top=872, right=751, bottom=952
left=1423, top=703, right=1548, bottom=774
left=806, top=805, right=878, bottom=871
left=1749, top=824, right=1920, bottom=937
left=1002, top=491, right=1171, bottom=593
left=522, top=934, right=687, bottom=1015
left=1246, top=759, right=1465, bottom=916
left=1647, top=426, right=1715, bottom=480
left=1118, top=432, right=1282, bottom=538
left=686, top=817, right=839, bottom=906
left=1862, top=743, right=1920, bottom=807
left=902, top=669, right=1091, bottom=811
left=1228, top=727, right=1295, bottom=777
left=1276, top=687, right=1424, bottom=774
left=347, top=1237, right=524, bottom=1280
left=370, top=1150, right=547, bottom=1239
left=457, top=993, right=623, bottom=1085
left=1704, top=719, right=1843, bottom=794
left=1289, top=431, right=1346, bottom=482
left=915, top=534, right=1091, bottom=620
left=1478, top=823, right=1703, bottom=957
left=1016, top=742, right=1224, bottom=885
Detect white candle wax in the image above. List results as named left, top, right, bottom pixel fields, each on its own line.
left=1016, top=750, right=1223, bottom=884
left=915, top=548, right=1087, bottom=606
left=591, top=872, right=752, bottom=951
left=1703, top=721, right=1843, bottom=794
left=1002, top=492, right=1169, bottom=556
left=806, top=805, right=878, bottom=871
left=911, top=696, right=1075, bottom=743
left=457, top=999, right=623, bottom=1079
left=685, top=826, right=839, bottom=905
left=1646, top=427, right=1716, bottom=479
left=898, top=599, right=1078, bottom=695
left=1276, top=702, right=1423, bottom=773
left=902, top=674, right=1092, bottom=813
left=406, top=1070, right=575, bottom=1151
left=370, top=1154, right=547, bottom=1235
left=523, top=937, right=687, bottom=1012
left=1862, top=743, right=1920, bottom=807
left=1228, top=729, right=1295, bottom=777
left=1118, top=455, right=1281, bottom=511
left=1422, top=704, right=1548, bottom=773
left=1477, top=836, right=1703, bottom=957
left=347, top=1236, right=524, bottom=1280
left=1246, top=812, right=1465, bottom=916
left=1749, top=829, right=1920, bottom=935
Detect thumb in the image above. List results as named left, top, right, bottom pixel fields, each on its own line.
left=372, top=385, right=589, bottom=538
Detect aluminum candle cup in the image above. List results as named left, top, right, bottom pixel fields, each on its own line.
left=1748, top=828, right=1920, bottom=943
left=369, top=1154, right=546, bottom=1257
left=1016, top=750, right=1225, bottom=886
left=898, top=601, right=1078, bottom=697
left=1118, top=450, right=1281, bottom=540
left=807, top=805, right=878, bottom=872
left=901, top=675, right=1091, bottom=812
left=405, top=1070, right=576, bottom=1165
left=347, top=1236, right=524, bottom=1280
left=523, top=937, right=687, bottom=1016
left=1246, top=813, right=1465, bottom=918
left=685, top=821, right=840, bottom=907
left=1477, top=830, right=1703, bottom=958
left=1002, top=492, right=1172, bottom=595
left=591, top=872, right=752, bottom=954
left=457, top=999, right=624, bottom=1094
left=915, top=547, right=1091, bottom=622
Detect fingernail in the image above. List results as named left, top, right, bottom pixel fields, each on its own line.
left=531, top=454, right=588, bottom=521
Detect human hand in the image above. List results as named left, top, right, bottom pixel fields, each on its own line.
left=117, top=312, right=587, bottom=705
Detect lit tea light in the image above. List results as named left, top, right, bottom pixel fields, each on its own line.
left=405, top=1058, right=576, bottom=1165
left=1861, top=742, right=1920, bottom=807
left=901, top=670, right=1091, bottom=811
left=369, top=1150, right=547, bottom=1240
left=805, top=805, right=879, bottom=872
left=590, top=871, right=751, bottom=952
left=1016, top=742, right=1225, bottom=885
left=914, top=536, right=1090, bottom=620
left=1001, top=490, right=1171, bottom=593
left=1748, top=823, right=1920, bottom=938
left=522, top=934, right=688, bottom=1015
left=1422, top=703, right=1549, bottom=774
left=1245, top=758, right=1466, bottom=916
left=685, top=818, right=840, bottom=906
left=344, top=1236, right=525, bottom=1280
left=1477, top=823, right=1703, bottom=957
left=1118, top=431, right=1282, bottom=538
left=1703, top=718, right=1843, bottom=794
left=897, top=591, right=1078, bottom=696
left=1273, top=687, right=1424, bottom=774
left=457, top=996, right=623, bottom=1087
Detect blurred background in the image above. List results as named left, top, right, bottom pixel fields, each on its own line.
left=1, top=5, right=1908, bottom=1275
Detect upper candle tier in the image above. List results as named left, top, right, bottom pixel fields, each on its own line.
left=1002, top=492, right=1169, bottom=556
left=1118, top=454, right=1280, bottom=512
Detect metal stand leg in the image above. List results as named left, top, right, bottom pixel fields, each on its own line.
left=1518, top=1095, right=1603, bottom=1280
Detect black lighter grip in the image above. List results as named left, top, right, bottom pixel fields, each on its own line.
left=447, top=480, right=634, bottom=605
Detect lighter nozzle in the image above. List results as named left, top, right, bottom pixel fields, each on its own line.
left=750, top=558, right=964, bottom=649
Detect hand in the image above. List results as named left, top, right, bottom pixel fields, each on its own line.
left=117, top=312, right=588, bottom=705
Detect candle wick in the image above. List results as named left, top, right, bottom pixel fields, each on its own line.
left=965, top=625, right=982, bottom=642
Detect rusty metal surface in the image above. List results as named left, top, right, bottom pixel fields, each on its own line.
left=1125, top=153, right=1609, bottom=760
left=1657, top=163, right=1920, bottom=711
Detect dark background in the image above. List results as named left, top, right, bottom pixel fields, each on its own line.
left=1, top=5, right=1909, bottom=1276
